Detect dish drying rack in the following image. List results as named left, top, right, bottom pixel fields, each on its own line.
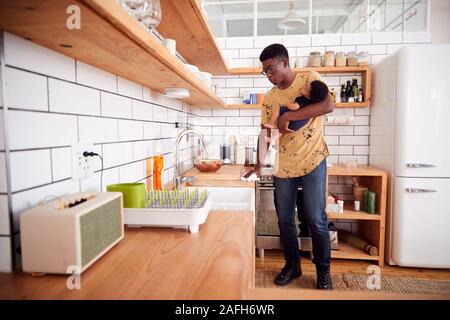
left=123, top=188, right=212, bottom=233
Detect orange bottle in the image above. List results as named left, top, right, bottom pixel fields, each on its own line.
left=153, top=145, right=164, bottom=190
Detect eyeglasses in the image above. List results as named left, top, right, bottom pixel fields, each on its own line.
left=261, top=60, right=283, bottom=77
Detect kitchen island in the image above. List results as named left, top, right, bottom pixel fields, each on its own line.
left=0, top=165, right=442, bottom=299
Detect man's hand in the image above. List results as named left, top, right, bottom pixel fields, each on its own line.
left=242, top=165, right=261, bottom=179
left=277, top=111, right=294, bottom=134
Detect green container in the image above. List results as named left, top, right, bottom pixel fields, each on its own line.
left=106, top=183, right=146, bottom=208
left=366, top=191, right=376, bottom=214
left=363, top=190, right=370, bottom=212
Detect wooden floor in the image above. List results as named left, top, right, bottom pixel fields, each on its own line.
left=256, top=249, right=450, bottom=281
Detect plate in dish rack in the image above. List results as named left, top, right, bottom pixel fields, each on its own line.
left=123, top=194, right=212, bottom=233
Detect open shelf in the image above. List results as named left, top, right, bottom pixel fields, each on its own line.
left=226, top=101, right=370, bottom=109
left=156, top=0, right=227, bottom=75
left=229, top=66, right=371, bottom=75
left=0, top=0, right=225, bottom=108
left=327, top=210, right=381, bottom=221
left=331, top=241, right=379, bottom=261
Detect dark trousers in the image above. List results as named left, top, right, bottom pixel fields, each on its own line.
left=273, top=159, right=330, bottom=267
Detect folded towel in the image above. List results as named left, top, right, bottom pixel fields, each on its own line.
left=240, top=173, right=259, bottom=182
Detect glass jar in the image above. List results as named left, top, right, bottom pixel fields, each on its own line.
left=308, top=52, right=322, bottom=67
left=335, top=52, right=346, bottom=67
left=347, top=51, right=358, bottom=66
left=324, top=51, right=335, bottom=67
left=358, top=51, right=369, bottom=66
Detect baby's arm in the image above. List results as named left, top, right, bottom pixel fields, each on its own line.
left=263, top=108, right=280, bottom=129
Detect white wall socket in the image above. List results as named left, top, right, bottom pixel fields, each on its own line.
left=71, top=143, right=96, bottom=180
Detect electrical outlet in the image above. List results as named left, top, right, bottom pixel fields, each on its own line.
left=71, top=143, right=95, bottom=180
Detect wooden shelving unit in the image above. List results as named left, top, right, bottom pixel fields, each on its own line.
left=0, top=0, right=225, bottom=108
left=226, top=101, right=370, bottom=109
left=326, top=164, right=387, bottom=266
left=228, top=66, right=372, bottom=108
left=156, top=0, right=227, bottom=75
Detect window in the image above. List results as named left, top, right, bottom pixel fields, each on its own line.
left=202, top=0, right=428, bottom=37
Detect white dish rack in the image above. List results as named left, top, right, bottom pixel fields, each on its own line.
left=123, top=188, right=212, bottom=233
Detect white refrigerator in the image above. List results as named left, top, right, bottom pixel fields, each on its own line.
left=370, top=44, right=450, bottom=268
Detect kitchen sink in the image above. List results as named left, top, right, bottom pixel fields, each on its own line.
left=205, top=187, right=255, bottom=212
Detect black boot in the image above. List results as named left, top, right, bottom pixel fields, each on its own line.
left=274, top=260, right=302, bottom=286
left=316, top=264, right=333, bottom=290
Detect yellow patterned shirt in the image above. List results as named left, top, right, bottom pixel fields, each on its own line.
left=261, top=71, right=329, bottom=178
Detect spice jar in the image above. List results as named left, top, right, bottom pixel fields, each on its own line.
left=324, top=51, right=335, bottom=67
left=347, top=51, right=358, bottom=67
left=335, top=52, right=346, bottom=67
left=308, top=52, right=322, bottom=67
left=358, top=51, right=369, bottom=66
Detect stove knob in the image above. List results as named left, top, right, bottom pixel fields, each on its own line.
left=267, top=176, right=272, bottom=181
left=260, top=176, right=265, bottom=182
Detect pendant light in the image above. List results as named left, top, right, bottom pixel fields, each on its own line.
left=278, top=1, right=306, bottom=31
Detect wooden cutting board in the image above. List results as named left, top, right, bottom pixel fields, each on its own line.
left=184, top=165, right=250, bottom=181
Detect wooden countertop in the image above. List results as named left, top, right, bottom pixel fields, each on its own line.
left=0, top=210, right=255, bottom=299
left=183, top=164, right=255, bottom=188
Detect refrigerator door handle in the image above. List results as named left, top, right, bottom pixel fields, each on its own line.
left=405, top=188, right=437, bottom=193
left=406, top=163, right=438, bottom=168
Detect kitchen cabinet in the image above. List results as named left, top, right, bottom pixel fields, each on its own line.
left=326, top=165, right=387, bottom=266
left=0, top=0, right=225, bottom=108
left=227, top=66, right=372, bottom=109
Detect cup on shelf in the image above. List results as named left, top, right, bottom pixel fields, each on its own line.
left=162, top=38, right=176, bottom=56
left=250, top=93, right=257, bottom=104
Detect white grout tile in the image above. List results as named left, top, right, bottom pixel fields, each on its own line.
left=101, top=168, right=120, bottom=191
left=240, top=48, right=263, bottom=59
left=119, top=161, right=145, bottom=183
left=225, top=78, right=254, bottom=88
left=132, top=141, right=153, bottom=161
left=324, top=135, right=339, bottom=145
left=226, top=37, right=254, bottom=49
left=0, top=195, right=9, bottom=235
left=209, top=117, right=226, bottom=126
left=254, top=36, right=283, bottom=48
left=341, top=33, right=372, bottom=45
left=212, top=126, right=239, bottom=136
left=339, top=155, right=368, bottom=165
left=213, top=109, right=239, bottom=117
left=323, top=45, right=356, bottom=53
left=311, top=34, right=341, bottom=46
left=118, top=77, right=143, bottom=100
left=325, top=126, right=354, bottom=136
left=102, top=143, right=133, bottom=168
left=160, top=123, right=176, bottom=138
left=216, top=37, right=226, bottom=49
left=354, top=145, right=370, bottom=155
left=239, top=109, right=261, bottom=117
left=0, top=153, right=6, bottom=193
left=143, top=122, right=161, bottom=139
left=328, top=145, right=353, bottom=155
left=253, top=117, right=261, bottom=125
left=355, top=107, right=370, bottom=116
left=225, top=97, right=246, bottom=104
left=4, top=32, right=75, bottom=81
left=339, top=135, right=369, bottom=146
left=4, top=67, right=48, bottom=111
left=76, top=61, right=117, bottom=92
left=371, top=54, right=390, bottom=66
left=297, top=46, right=325, bottom=57
left=403, top=32, right=431, bottom=43
left=354, top=116, right=369, bottom=126
left=9, top=149, right=52, bottom=192
left=132, top=100, right=153, bottom=121
left=153, top=105, right=168, bottom=122
left=221, top=49, right=240, bottom=59
left=239, top=126, right=260, bottom=136
left=387, top=44, right=406, bottom=54
left=0, top=237, right=12, bottom=272
left=282, top=35, right=311, bottom=47
left=217, top=88, right=240, bottom=98
left=143, top=87, right=162, bottom=104
left=228, top=58, right=254, bottom=68
left=118, top=120, right=143, bottom=141
left=356, top=44, right=387, bottom=55
left=226, top=117, right=254, bottom=126
left=101, top=92, right=132, bottom=119
left=8, top=110, right=78, bottom=150
left=354, top=126, right=370, bottom=135
left=51, top=147, right=72, bottom=181
left=49, top=78, right=100, bottom=116
left=253, top=77, right=272, bottom=87
left=78, top=116, right=118, bottom=144
left=372, top=32, right=403, bottom=44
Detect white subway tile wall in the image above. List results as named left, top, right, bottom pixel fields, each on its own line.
left=0, top=32, right=198, bottom=272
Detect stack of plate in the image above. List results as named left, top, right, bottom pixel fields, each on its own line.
left=164, top=87, right=190, bottom=99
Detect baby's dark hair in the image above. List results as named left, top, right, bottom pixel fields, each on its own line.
left=309, top=80, right=329, bottom=102
left=259, top=43, right=289, bottom=62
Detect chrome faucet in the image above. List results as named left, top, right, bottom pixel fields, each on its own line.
left=173, top=128, right=211, bottom=189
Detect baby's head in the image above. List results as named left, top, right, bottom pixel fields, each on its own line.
left=303, top=80, right=329, bottom=102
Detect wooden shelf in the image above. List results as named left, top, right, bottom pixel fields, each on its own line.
left=327, top=164, right=388, bottom=177
left=156, top=0, right=227, bottom=75
left=331, top=241, right=379, bottom=261
left=228, top=66, right=371, bottom=75
left=0, top=0, right=225, bottom=108
left=327, top=210, right=381, bottom=221
left=227, top=101, right=370, bottom=109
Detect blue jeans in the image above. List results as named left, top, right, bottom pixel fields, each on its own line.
left=273, top=159, right=330, bottom=267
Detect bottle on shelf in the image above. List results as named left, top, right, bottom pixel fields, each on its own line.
left=352, top=78, right=359, bottom=102
left=345, top=80, right=352, bottom=102
left=358, top=88, right=363, bottom=102
left=340, top=84, right=347, bottom=103
left=153, top=144, right=164, bottom=190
